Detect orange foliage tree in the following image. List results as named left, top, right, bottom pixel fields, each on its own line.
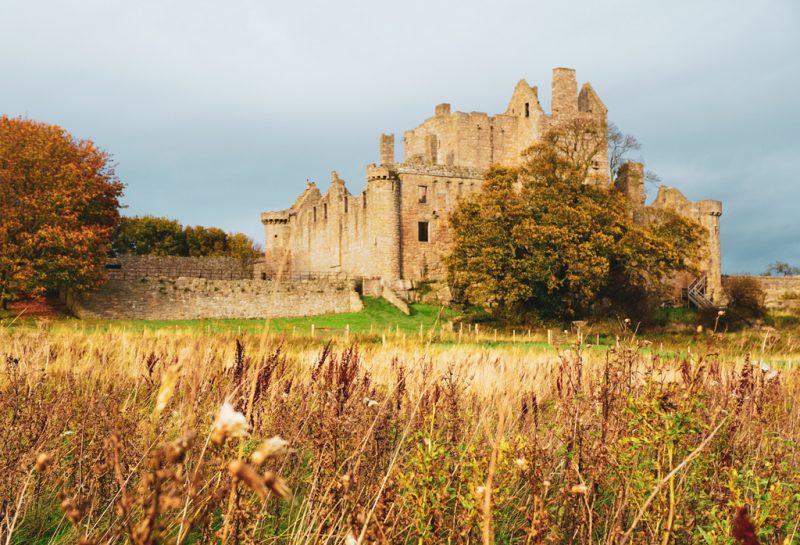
left=0, top=116, right=123, bottom=308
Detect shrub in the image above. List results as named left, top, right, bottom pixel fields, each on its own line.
left=724, top=277, right=767, bottom=324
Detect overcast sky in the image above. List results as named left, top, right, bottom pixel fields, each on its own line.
left=1, top=0, right=797, bottom=273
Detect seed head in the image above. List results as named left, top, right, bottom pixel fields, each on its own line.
left=155, top=364, right=181, bottom=415
left=263, top=470, right=292, bottom=499
left=34, top=452, right=52, bottom=472
left=229, top=460, right=268, bottom=501
left=251, top=436, right=291, bottom=466
left=571, top=484, right=589, bottom=495
left=211, top=402, right=249, bottom=445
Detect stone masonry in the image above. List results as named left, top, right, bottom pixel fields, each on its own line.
left=62, top=255, right=363, bottom=320
left=263, top=68, right=723, bottom=304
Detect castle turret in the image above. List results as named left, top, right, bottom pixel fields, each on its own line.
left=260, top=211, right=291, bottom=276
left=365, top=164, right=401, bottom=280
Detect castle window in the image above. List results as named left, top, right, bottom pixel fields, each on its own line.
left=418, top=221, right=429, bottom=242
left=363, top=192, right=367, bottom=208
left=313, top=207, right=317, bottom=222
left=418, top=185, right=428, bottom=204
left=324, top=203, right=328, bottom=220
left=344, top=197, right=348, bottom=213
left=525, top=103, right=530, bottom=118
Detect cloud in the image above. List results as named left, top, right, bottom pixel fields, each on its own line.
left=1, top=0, right=797, bottom=273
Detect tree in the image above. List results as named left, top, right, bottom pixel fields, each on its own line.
left=111, top=216, right=262, bottom=258
left=185, top=225, right=228, bottom=256
left=448, top=118, right=703, bottom=321
left=608, top=122, right=641, bottom=181
left=764, top=261, right=800, bottom=277
left=226, top=232, right=263, bottom=258
left=608, top=122, right=661, bottom=185
left=112, top=216, right=187, bottom=256
left=0, top=116, right=123, bottom=308
left=724, top=276, right=766, bottom=323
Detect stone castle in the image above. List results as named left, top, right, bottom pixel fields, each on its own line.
left=262, top=68, right=723, bottom=304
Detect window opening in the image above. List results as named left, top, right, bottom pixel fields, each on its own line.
left=418, top=221, right=429, bottom=242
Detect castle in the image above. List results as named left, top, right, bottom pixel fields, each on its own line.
left=262, top=68, right=723, bottom=305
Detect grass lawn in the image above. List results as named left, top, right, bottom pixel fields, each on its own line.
left=29, top=297, right=461, bottom=336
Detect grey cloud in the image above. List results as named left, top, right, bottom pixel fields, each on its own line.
left=1, top=0, right=797, bottom=273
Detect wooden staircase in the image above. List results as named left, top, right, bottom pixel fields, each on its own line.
left=685, top=276, right=715, bottom=309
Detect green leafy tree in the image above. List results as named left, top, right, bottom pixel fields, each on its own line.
left=0, top=116, right=123, bottom=308
left=112, top=216, right=262, bottom=258
left=185, top=225, right=228, bottom=256
left=448, top=118, right=703, bottom=321
left=112, top=216, right=187, bottom=256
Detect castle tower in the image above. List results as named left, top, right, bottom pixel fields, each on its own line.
left=552, top=67, right=578, bottom=117
left=365, top=164, right=401, bottom=280
left=260, top=211, right=291, bottom=277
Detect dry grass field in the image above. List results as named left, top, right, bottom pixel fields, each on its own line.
left=2, top=322, right=800, bottom=544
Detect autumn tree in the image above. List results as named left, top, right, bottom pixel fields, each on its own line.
left=0, top=116, right=123, bottom=308
left=226, top=232, right=263, bottom=258
left=448, top=118, right=704, bottom=321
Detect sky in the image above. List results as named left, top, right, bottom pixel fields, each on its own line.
left=1, top=0, right=797, bottom=274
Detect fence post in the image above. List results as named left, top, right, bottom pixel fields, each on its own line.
left=345, top=324, right=350, bottom=341
left=311, top=324, right=315, bottom=338
left=547, top=329, right=552, bottom=345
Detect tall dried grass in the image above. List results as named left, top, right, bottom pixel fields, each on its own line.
left=1, top=326, right=799, bottom=544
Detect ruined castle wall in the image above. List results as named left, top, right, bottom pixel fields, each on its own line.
left=106, top=255, right=256, bottom=279
left=652, top=187, right=723, bottom=303
left=266, top=172, right=404, bottom=280
left=64, top=277, right=363, bottom=320
left=402, top=108, right=548, bottom=171
left=727, top=276, right=800, bottom=312
left=395, top=166, right=483, bottom=280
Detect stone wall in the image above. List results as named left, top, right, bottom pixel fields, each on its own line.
left=651, top=187, right=723, bottom=302
left=727, top=276, right=800, bottom=311
left=106, top=255, right=256, bottom=280
left=63, top=277, right=363, bottom=320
